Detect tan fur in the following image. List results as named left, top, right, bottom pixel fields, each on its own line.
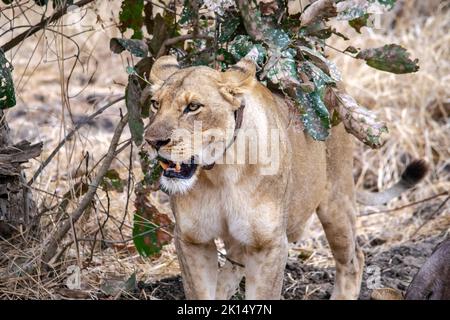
left=144, top=56, right=365, bottom=300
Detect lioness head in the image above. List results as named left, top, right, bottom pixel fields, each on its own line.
left=143, top=56, right=256, bottom=194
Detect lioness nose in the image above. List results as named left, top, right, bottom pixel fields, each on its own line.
left=146, top=138, right=171, bottom=150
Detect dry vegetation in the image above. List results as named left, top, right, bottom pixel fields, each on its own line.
left=0, top=0, right=449, bottom=299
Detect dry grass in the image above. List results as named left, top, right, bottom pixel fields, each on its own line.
left=0, top=0, right=449, bottom=299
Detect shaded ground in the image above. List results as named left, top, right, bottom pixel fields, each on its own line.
left=135, top=233, right=448, bottom=300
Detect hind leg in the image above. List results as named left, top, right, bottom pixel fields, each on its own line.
left=317, top=189, right=364, bottom=300
left=317, top=124, right=364, bottom=300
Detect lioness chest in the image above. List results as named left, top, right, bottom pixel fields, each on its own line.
left=171, top=147, right=326, bottom=247
left=171, top=167, right=287, bottom=246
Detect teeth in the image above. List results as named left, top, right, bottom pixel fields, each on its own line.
left=175, top=162, right=181, bottom=172
left=159, top=161, right=169, bottom=171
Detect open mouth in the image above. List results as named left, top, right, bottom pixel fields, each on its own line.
left=158, top=156, right=198, bottom=179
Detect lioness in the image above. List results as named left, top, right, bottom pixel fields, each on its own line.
left=143, top=55, right=428, bottom=300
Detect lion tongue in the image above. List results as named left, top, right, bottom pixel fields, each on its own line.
left=159, top=160, right=182, bottom=172
left=159, top=161, right=169, bottom=171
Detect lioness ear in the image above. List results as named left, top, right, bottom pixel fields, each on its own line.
left=222, top=58, right=257, bottom=89
left=220, top=58, right=257, bottom=107
left=149, top=55, right=180, bottom=91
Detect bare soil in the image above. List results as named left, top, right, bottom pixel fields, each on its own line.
left=134, top=233, right=448, bottom=300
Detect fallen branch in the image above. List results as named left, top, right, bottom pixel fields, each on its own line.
left=41, top=114, right=129, bottom=266
left=360, top=191, right=449, bottom=216
left=0, top=141, right=42, bottom=236
left=412, top=195, right=450, bottom=238
left=0, top=141, right=43, bottom=176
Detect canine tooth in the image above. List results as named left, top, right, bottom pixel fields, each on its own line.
left=159, top=161, right=169, bottom=171
left=175, top=162, right=181, bottom=172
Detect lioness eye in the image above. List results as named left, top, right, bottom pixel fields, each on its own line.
left=150, top=99, right=159, bottom=112
left=184, top=103, right=203, bottom=114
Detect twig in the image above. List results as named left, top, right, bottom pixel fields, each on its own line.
left=189, top=0, right=200, bottom=36
left=28, top=96, right=124, bottom=186
left=144, top=0, right=177, bottom=15
left=411, top=195, right=450, bottom=238
left=41, top=114, right=129, bottom=266
left=360, top=191, right=449, bottom=216
left=1, top=0, right=95, bottom=52
left=156, top=33, right=213, bottom=58
left=119, top=143, right=134, bottom=234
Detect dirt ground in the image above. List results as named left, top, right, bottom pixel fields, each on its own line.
left=133, top=232, right=448, bottom=300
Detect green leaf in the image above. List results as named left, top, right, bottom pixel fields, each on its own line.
left=218, top=15, right=242, bottom=43
left=370, top=0, right=396, bottom=9
left=125, top=75, right=144, bottom=146
left=296, top=88, right=331, bottom=141
left=139, top=153, right=163, bottom=187
left=229, top=35, right=267, bottom=65
left=295, top=61, right=335, bottom=141
left=110, top=38, right=148, bottom=57
left=119, top=0, right=144, bottom=40
left=344, top=46, right=359, bottom=54
left=0, top=50, right=16, bottom=109
left=301, top=61, right=335, bottom=95
left=132, top=184, right=173, bottom=257
left=263, top=27, right=291, bottom=48
left=102, top=169, right=125, bottom=193
left=179, top=0, right=202, bottom=25
left=133, top=211, right=160, bottom=257
left=216, top=48, right=236, bottom=70
left=299, top=22, right=333, bottom=40
left=298, top=46, right=342, bottom=82
left=337, top=0, right=397, bottom=20
left=266, top=49, right=301, bottom=89
left=356, top=44, right=419, bottom=74
left=349, top=14, right=370, bottom=33
left=252, top=10, right=291, bottom=48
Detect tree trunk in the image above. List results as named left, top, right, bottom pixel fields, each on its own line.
left=0, top=110, right=41, bottom=238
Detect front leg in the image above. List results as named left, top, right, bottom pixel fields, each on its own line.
left=174, top=230, right=218, bottom=300
left=245, top=236, right=288, bottom=300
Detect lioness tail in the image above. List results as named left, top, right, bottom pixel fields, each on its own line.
left=357, top=160, right=429, bottom=206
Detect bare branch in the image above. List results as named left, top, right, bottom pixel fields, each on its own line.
left=156, top=33, right=213, bottom=58
left=235, top=0, right=264, bottom=40
left=1, top=0, right=95, bottom=52
left=41, top=113, right=129, bottom=266
left=28, top=96, right=124, bottom=186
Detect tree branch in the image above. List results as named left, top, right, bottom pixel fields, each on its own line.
left=156, top=34, right=213, bottom=58
left=235, top=0, right=263, bottom=40
left=41, top=114, right=129, bottom=266
left=28, top=96, right=124, bottom=186
left=1, top=0, right=95, bottom=53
